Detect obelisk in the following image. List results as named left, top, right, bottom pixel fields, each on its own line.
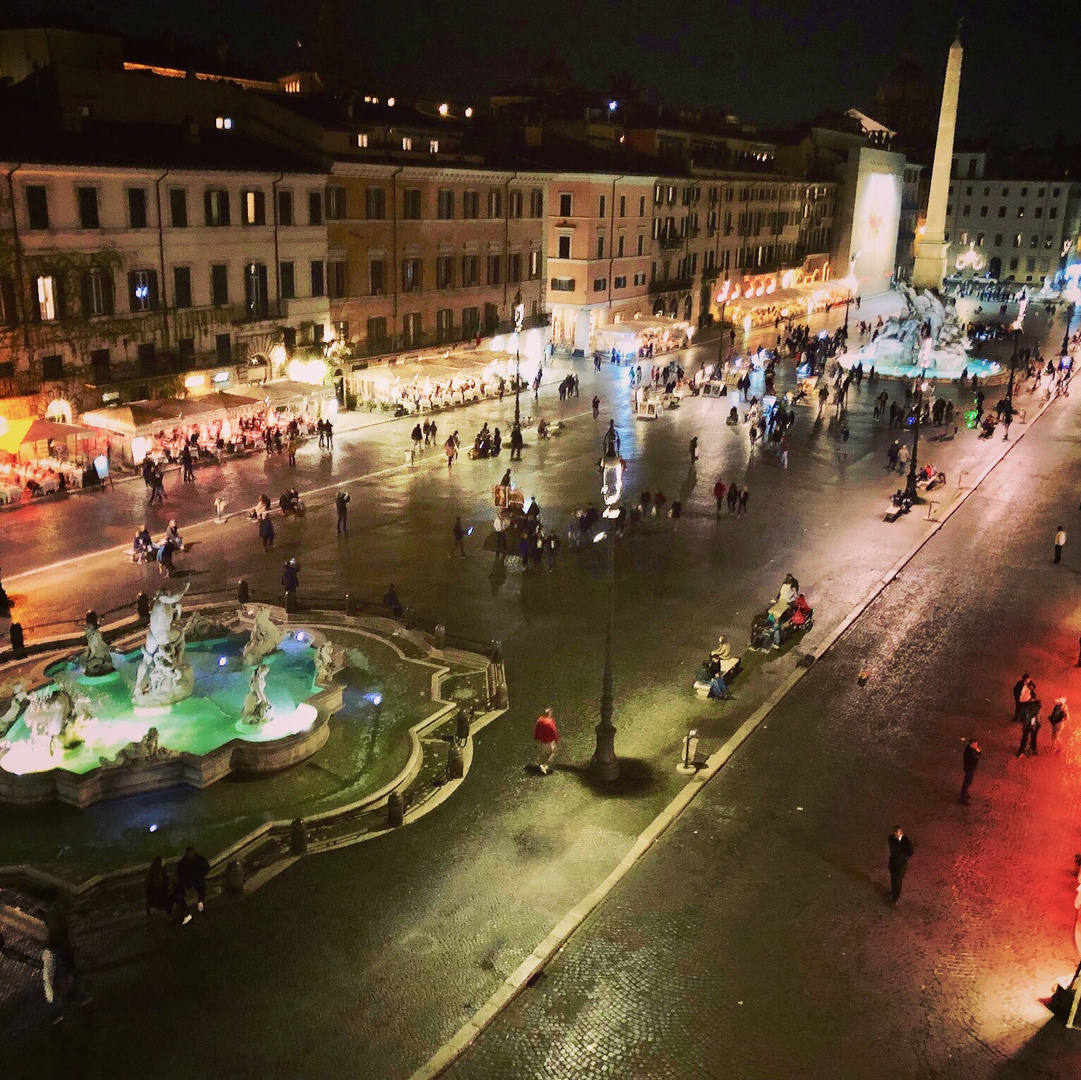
left=912, top=28, right=963, bottom=289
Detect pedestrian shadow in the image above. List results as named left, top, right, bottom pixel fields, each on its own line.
left=679, top=467, right=696, bottom=502
left=561, top=757, right=661, bottom=798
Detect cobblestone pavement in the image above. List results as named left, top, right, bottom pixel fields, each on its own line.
left=446, top=338, right=1081, bottom=1080
left=0, top=298, right=1074, bottom=1079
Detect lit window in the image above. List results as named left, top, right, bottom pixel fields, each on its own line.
left=402, top=136, right=413, bottom=151
left=35, top=274, right=58, bottom=321
left=215, top=116, right=233, bottom=130
left=429, top=140, right=439, bottom=154
left=357, top=133, right=369, bottom=148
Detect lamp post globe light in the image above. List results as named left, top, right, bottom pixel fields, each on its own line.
left=1003, top=324, right=1021, bottom=441
left=592, top=434, right=623, bottom=782
left=904, top=378, right=929, bottom=502
left=512, top=289, right=524, bottom=430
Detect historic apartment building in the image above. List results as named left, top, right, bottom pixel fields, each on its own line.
left=0, top=149, right=331, bottom=415
left=327, top=164, right=547, bottom=357
left=945, top=152, right=1077, bottom=285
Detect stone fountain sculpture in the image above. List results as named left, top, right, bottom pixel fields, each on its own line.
left=23, top=683, right=91, bottom=755
left=241, top=664, right=273, bottom=724
left=242, top=605, right=283, bottom=667
left=99, top=726, right=173, bottom=767
left=81, top=619, right=115, bottom=677
left=862, top=284, right=970, bottom=368
left=0, top=683, right=28, bottom=738
left=133, top=583, right=195, bottom=707
left=313, top=641, right=344, bottom=688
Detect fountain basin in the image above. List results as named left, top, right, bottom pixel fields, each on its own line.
left=839, top=345, right=1003, bottom=382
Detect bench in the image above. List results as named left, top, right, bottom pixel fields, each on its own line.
left=884, top=503, right=905, bottom=523
left=693, top=653, right=742, bottom=697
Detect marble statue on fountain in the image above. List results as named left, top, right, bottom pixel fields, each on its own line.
left=133, top=583, right=195, bottom=707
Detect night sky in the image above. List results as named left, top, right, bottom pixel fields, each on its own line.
left=1, top=0, right=1075, bottom=144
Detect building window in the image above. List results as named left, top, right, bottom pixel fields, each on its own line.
left=402, top=257, right=422, bottom=291
left=462, top=307, right=479, bottom=338
left=637, top=234, right=645, bottom=256
left=328, top=260, right=347, bottom=298
left=1045, top=236, right=1054, bottom=249
left=402, top=312, right=421, bottom=346
left=128, top=188, right=148, bottom=229
left=26, top=185, right=50, bottom=229
left=436, top=308, right=454, bottom=343
left=463, top=191, right=480, bottom=219
left=279, top=261, right=295, bottom=300
left=172, top=266, right=192, bottom=309
left=437, top=189, right=454, bottom=219
left=205, top=189, right=230, bottom=227
left=401, top=136, right=413, bottom=151
left=633, top=272, right=646, bottom=286
left=550, top=277, right=575, bottom=292
left=170, top=188, right=188, bottom=227
left=509, top=190, right=523, bottom=218
left=1050, top=207, right=1058, bottom=219
left=959, top=231, right=969, bottom=245
left=593, top=278, right=607, bottom=292
left=245, top=262, right=269, bottom=319
left=436, top=255, right=453, bottom=288
left=367, top=317, right=388, bottom=347
left=137, top=342, right=157, bottom=372
left=356, top=133, right=369, bottom=148
left=34, top=274, right=61, bottom=320
left=979, top=206, right=987, bottom=217
left=216, top=334, right=231, bottom=363
left=1035, top=207, right=1043, bottom=219
left=41, top=354, right=64, bottom=380
left=77, top=186, right=100, bottom=229
left=530, top=189, right=543, bottom=217
left=597, top=236, right=606, bottom=260
left=128, top=269, right=159, bottom=312
left=599, top=194, right=607, bottom=218
left=0, top=276, right=17, bottom=326
left=369, top=259, right=385, bottom=295
left=559, top=193, right=572, bottom=217
left=529, top=249, right=541, bottom=280
left=461, top=255, right=478, bottom=286
left=429, top=140, right=439, bottom=154
left=80, top=268, right=114, bottom=317
left=211, top=264, right=229, bottom=306
left=1017, top=206, right=1025, bottom=218
left=1012, top=234, right=1022, bottom=248
left=365, top=187, right=386, bottom=220
left=507, top=253, right=522, bottom=283
left=215, top=116, right=233, bottom=130
left=277, top=189, right=294, bottom=226
left=488, top=190, right=502, bottom=219
left=975, top=233, right=984, bottom=246
left=557, top=235, right=571, bottom=259
left=994, top=234, right=1002, bottom=246
left=243, top=190, right=266, bottom=226
left=403, top=189, right=422, bottom=219
left=614, top=275, right=627, bottom=289
left=487, top=254, right=501, bottom=285
left=325, top=187, right=344, bottom=222
left=998, top=206, right=1006, bottom=217
left=310, top=260, right=325, bottom=297
left=1009, top=257, right=1019, bottom=272
left=90, top=348, right=111, bottom=382
left=308, top=191, right=323, bottom=226
left=1030, top=234, right=1038, bottom=249
left=619, top=195, right=626, bottom=217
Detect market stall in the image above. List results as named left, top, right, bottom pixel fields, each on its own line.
left=595, top=315, right=691, bottom=360
left=0, top=417, right=98, bottom=503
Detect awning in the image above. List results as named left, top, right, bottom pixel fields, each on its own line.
left=81, top=393, right=261, bottom=437
left=0, top=417, right=94, bottom=454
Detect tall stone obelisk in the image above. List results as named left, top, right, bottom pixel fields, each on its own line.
left=912, top=28, right=963, bottom=289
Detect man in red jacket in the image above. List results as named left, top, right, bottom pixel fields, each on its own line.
left=713, top=479, right=727, bottom=519
left=534, top=707, right=558, bottom=775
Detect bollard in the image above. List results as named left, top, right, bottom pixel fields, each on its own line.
left=289, top=817, right=308, bottom=855
left=434, top=624, right=446, bottom=649
left=681, top=728, right=699, bottom=769
left=490, top=639, right=503, bottom=662
left=285, top=591, right=298, bottom=614
left=237, top=578, right=249, bottom=604
left=9, top=622, right=25, bottom=657
left=446, top=742, right=465, bottom=780
left=386, top=790, right=404, bottom=828
left=345, top=594, right=358, bottom=617
left=403, top=606, right=416, bottom=630
left=136, top=592, right=150, bottom=622
left=224, top=859, right=245, bottom=899
left=85, top=610, right=99, bottom=629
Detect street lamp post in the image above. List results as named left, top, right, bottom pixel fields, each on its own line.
left=512, top=290, right=523, bottom=430
left=1003, top=326, right=1021, bottom=440
left=592, top=441, right=622, bottom=781
left=905, top=380, right=926, bottom=501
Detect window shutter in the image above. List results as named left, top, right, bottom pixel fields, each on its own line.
left=102, top=272, right=114, bottom=316
left=54, top=275, right=67, bottom=320
left=204, top=190, right=214, bottom=226
left=80, top=272, right=93, bottom=321
left=147, top=270, right=160, bottom=311
left=128, top=271, right=139, bottom=312
left=0, top=277, right=17, bottom=326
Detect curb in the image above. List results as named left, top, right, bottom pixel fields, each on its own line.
left=407, top=388, right=1062, bottom=1080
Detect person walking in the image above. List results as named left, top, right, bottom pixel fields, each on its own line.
left=780, top=436, right=790, bottom=469
left=713, top=479, right=727, bottom=519
left=324, top=421, right=334, bottom=449
left=146, top=856, right=187, bottom=922
left=1017, top=701, right=1041, bottom=757
left=1049, top=697, right=1069, bottom=748
left=287, top=436, right=297, bottom=467
left=1054, top=524, right=1067, bottom=563
left=281, top=558, right=300, bottom=601
left=897, top=443, right=910, bottom=473
left=149, top=465, right=166, bottom=504
left=445, top=433, right=459, bottom=470
left=411, top=423, right=423, bottom=459
left=451, top=517, right=467, bottom=558
left=689, top=435, right=698, bottom=463
left=544, top=530, right=561, bottom=572
left=259, top=513, right=275, bottom=553
left=335, top=490, right=350, bottom=535
left=960, top=739, right=981, bottom=804
left=592, top=395, right=600, bottom=420
left=493, top=512, right=507, bottom=556
left=1012, top=671, right=1030, bottom=723
left=887, top=826, right=914, bottom=902
left=533, top=706, right=558, bottom=775
left=180, top=444, right=195, bottom=483
left=176, top=846, right=210, bottom=913
left=726, top=484, right=739, bottom=514
left=738, top=486, right=749, bottom=516
left=510, top=423, right=524, bottom=461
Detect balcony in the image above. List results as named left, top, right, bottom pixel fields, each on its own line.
left=649, top=276, right=694, bottom=295
left=658, top=234, right=683, bottom=251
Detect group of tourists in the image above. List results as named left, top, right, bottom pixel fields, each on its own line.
left=145, top=845, right=211, bottom=926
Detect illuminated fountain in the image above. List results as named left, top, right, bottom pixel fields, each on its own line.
left=840, top=283, right=1002, bottom=381
left=0, top=595, right=342, bottom=808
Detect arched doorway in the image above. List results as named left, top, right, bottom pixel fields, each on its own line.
left=683, top=296, right=693, bottom=320
left=653, top=301, right=666, bottom=317
left=44, top=398, right=73, bottom=424
left=988, top=256, right=1002, bottom=280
